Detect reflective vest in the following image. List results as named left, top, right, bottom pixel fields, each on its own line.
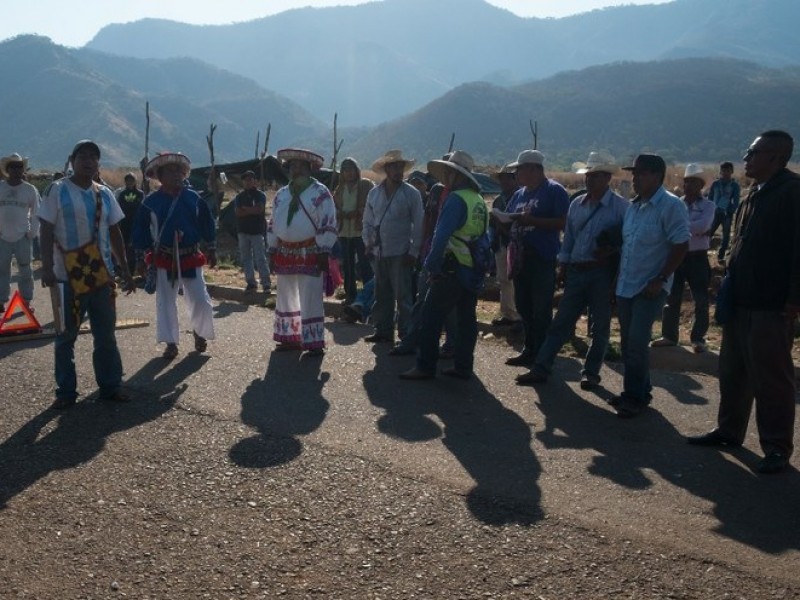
left=446, top=188, right=487, bottom=268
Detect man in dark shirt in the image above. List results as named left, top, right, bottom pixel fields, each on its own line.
left=116, top=172, right=144, bottom=271
left=234, top=170, right=270, bottom=292
left=688, top=130, right=800, bottom=474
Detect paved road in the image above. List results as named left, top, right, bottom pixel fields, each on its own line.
left=0, top=287, right=798, bottom=598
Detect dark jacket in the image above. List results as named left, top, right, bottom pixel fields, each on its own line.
left=728, top=168, right=800, bottom=310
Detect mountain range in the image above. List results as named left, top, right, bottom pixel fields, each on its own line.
left=1, top=0, right=799, bottom=170
left=86, top=0, right=800, bottom=126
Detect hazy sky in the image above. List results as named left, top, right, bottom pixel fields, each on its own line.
left=1, top=0, right=671, bottom=47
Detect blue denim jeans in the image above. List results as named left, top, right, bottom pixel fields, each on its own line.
left=0, top=236, right=33, bottom=303
left=513, top=249, right=556, bottom=358
left=660, top=252, right=710, bottom=344
left=417, top=271, right=478, bottom=374
left=371, top=255, right=414, bottom=339
left=534, top=264, right=614, bottom=378
left=339, top=236, right=372, bottom=303
left=54, top=284, right=123, bottom=401
left=709, top=208, right=733, bottom=261
left=238, top=233, right=270, bottom=288
left=616, top=290, right=667, bottom=405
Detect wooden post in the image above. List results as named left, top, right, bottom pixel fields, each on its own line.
left=206, top=123, right=221, bottom=215
left=141, top=101, right=151, bottom=194
left=447, top=132, right=455, bottom=154
left=529, top=120, right=538, bottom=150
left=259, top=123, right=271, bottom=190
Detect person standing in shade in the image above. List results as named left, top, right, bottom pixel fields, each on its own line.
left=361, top=149, right=423, bottom=345
left=268, top=148, right=337, bottom=356
left=504, top=150, right=570, bottom=368
left=688, top=130, right=800, bottom=474
left=612, top=154, right=689, bottom=418
left=706, top=161, right=740, bottom=265
left=488, top=163, right=521, bottom=327
left=38, top=140, right=135, bottom=409
left=116, top=172, right=144, bottom=275
left=133, top=152, right=217, bottom=360
left=652, top=164, right=715, bottom=353
left=234, top=170, right=271, bottom=293
left=0, top=152, right=40, bottom=313
left=400, top=151, right=488, bottom=381
left=333, top=157, right=373, bottom=304
left=516, top=151, right=629, bottom=389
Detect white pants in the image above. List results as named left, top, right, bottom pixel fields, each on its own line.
left=155, top=268, right=215, bottom=345
left=273, top=273, right=325, bottom=350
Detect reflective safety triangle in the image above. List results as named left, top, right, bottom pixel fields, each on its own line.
left=0, top=290, right=42, bottom=335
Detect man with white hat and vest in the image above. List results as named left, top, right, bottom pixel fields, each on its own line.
left=652, top=163, right=715, bottom=353
left=400, top=151, right=488, bottom=380
left=516, top=151, right=629, bottom=389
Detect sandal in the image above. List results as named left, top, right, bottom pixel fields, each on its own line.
left=193, top=331, right=207, bottom=353
left=162, top=343, right=179, bottom=360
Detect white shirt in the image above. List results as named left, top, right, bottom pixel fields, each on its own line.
left=0, top=180, right=40, bottom=242
left=38, top=178, right=124, bottom=281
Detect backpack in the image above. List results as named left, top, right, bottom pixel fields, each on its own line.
left=455, top=230, right=494, bottom=276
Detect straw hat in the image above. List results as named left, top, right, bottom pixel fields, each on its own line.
left=277, top=148, right=324, bottom=170
left=0, top=152, right=28, bottom=178
left=507, top=149, right=545, bottom=169
left=371, top=149, right=415, bottom=173
left=576, top=151, right=618, bottom=174
left=426, top=150, right=480, bottom=191
left=145, top=152, right=191, bottom=179
left=683, top=163, right=706, bottom=182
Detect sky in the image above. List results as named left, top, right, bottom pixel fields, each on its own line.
left=1, top=0, right=671, bottom=48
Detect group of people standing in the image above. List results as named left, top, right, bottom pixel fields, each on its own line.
left=2, top=128, right=797, bottom=475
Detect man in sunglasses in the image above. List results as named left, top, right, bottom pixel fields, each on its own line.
left=688, top=130, right=800, bottom=475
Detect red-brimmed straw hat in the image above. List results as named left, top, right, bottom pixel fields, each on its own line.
left=145, top=152, right=191, bottom=179
left=277, top=148, right=324, bottom=170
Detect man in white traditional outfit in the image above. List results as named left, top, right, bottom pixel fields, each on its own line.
left=132, top=152, right=217, bottom=359
left=267, top=148, right=337, bottom=356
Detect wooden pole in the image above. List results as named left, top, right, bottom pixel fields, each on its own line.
left=141, top=101, right=151, bottom=194
left=447, top=132, right=455, bottom=154
left=529, top=120, right=538, bottom=150
left=206, top=123, right=220, bottom=215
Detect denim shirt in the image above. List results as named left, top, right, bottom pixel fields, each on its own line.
left=615, top=186, right=689, bottom=298
left=557, top=189, right=630, bottom=264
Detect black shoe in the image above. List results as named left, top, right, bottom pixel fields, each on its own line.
left=100, top=390, right=131, bottom=403
left=441, top=367, right=471, bottom=380
left=244, top=283, right=257, bottom=293
left=388, top=345, right=415, bottom=356
left=615, top=402, right=644, bottom=419
left=193, top=331, right=207, bottom=353
left=491, top=317, right=519, bottom=327
left=607, top=395, right=623, bottom=407
left=756, top=452, right=789, bottom=474
left=364, top=333, right=393, bottom=344
left=399, top=367, right=435, bottom=380
left=516, top=370, right=547, bottom=385
left=686, top=429, right=742, bottom=447
left=50, top=396, right=76, bottom=410
left=343, top=304, right=364, bottom=323
left=580, top=374, right=601, bottom=390
left=505, top=353, right=534, bottom=367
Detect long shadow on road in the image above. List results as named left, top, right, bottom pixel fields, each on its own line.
left=535, top=371, right=800, bottom=555
left=0, top=354, right=203, bottom=509
left=363, top=346, right=542, bottom=526
left=230, top=351, right=329, bottom=469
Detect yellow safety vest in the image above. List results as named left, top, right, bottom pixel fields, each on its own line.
left=446, top=188, right=488, bottom=268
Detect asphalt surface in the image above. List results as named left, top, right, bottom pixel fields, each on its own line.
left=0, top=283, right=798, bottom=599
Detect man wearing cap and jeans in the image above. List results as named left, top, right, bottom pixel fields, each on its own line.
left=652, top=164, right=715, bottom=353
left=613, top=153, right=689, bottom=418
left=707, top=161, right=740, bottom=265
left=234, top=170, right=270, bottom=293
left=0, top=152, right=40, bottom=313
left=504, top=150, right=570, bottom=368
left=516, top=152, right=629, bottom=389
left=38, top=140, right=136, bottom=408
left=362, top=150, right=424, bottom=344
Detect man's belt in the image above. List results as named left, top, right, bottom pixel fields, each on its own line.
left=158, top=244, right=199, bottom=256
left=569, top=260, right=606, bottom=271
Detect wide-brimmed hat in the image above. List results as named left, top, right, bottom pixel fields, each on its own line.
left=576, top=151, right=618, bottom=174
left=0, top=152, right=28, bottom=178
left=276, top=148, right=324, bottom=171
left=427, top=150, right=480, bottom=191
left=491, top=163, right=516, bottom=182
left=507, top=149, right=545, bottom=169
left=683, top=163, right=706, bottom=182
left=371, top=149, right=416, bottom=173
left=622, top=153, right=666, bottom=174
left=145, top=152, right=191, bottom=179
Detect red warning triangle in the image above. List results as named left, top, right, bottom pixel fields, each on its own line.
left=0, top=290, right=41, bottom=335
